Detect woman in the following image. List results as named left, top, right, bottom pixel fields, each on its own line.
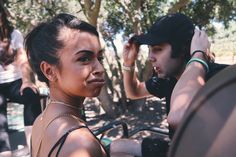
left=25, top=13, right=108, bottom=157
left=0, top=7, right=41, bottom=157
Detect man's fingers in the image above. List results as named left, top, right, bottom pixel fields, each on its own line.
left=19, top=87, right=24, bottom=95
left=31, top=87, right=38, bottom=94
left=194, top=28, right=201, bottom=36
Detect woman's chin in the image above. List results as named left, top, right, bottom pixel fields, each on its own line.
left=90, top=88, right=102, bottom=97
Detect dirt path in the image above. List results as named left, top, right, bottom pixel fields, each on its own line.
left=85, top=97, right=168, bottom=141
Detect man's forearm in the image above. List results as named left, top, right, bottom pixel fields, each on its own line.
left=123, top=69, right=150, bottom=99
left=168, top=54, right=206, bottom=130
left=16, top=48, right=34, bottom=83
left=20, top=61, right=34, bottom=83
left=123, top=69, right=139, bottom=99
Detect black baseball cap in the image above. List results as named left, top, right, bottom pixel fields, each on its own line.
left=132, top=13, right=194, bottom=46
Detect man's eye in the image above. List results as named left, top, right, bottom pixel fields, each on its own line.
left=151, top=48, right=162, bottom=54
left=154, top=48, right=162, bottom=51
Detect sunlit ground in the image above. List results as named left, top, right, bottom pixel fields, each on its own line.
left=7, top=103, right=24, bottom=131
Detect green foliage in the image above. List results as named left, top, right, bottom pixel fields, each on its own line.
left=5, top=0, right=82, bottom=35
left=180, top=0, right=236, bottom=35
left=103, top=0, right=168, bottom=39
left=103, top=0, right=235, bottom=37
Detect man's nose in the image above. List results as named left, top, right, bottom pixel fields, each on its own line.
left=148, top=54, right=157, bottom=62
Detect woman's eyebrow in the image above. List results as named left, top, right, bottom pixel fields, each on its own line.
left=76, top=49, right=105, bottom=55
left=76, top=50, right=94, bottom=55
left=98, top=48, right=105, bottom=54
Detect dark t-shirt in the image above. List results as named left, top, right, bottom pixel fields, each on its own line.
left=145, top=75, right=177, bottom=114
left=145, top=62, right=228, bottom=116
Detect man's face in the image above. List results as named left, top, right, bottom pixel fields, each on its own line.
left=148, top=43, right=185, bottom=78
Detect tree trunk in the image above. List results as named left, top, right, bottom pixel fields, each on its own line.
left=98, top=84, right=118, bottom=118
left=78, top=0, right=101, bottom=27
left=110, top=38, right=128, bottom=111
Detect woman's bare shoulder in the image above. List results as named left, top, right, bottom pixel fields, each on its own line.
left=61, top=127, right=107, bottom=157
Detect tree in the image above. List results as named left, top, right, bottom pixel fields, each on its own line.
left=3, top=0, right=69, bottom=34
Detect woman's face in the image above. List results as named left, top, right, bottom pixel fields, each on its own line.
left=55, top=28, right=105, bottom=98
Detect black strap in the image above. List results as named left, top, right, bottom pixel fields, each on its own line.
left=49, top=125, right=110, bottom=157
left=86, top=127, right=110, bottom=157
left=48, top=126, right=87, bottom=157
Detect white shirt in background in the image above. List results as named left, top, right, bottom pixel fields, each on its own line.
left=0, top=29, right=23, bottom=84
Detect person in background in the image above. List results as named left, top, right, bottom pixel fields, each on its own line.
left=110, top=13, right=228, bottom=157
left=25, top=13, right=109, bottom=157
left=0, top=7, right=41, bottom=157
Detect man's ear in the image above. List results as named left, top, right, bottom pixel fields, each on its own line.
left=40, top=61, right=57, bottom=82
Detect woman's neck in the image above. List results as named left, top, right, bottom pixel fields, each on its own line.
left=49, top=87, right=85, bottom=108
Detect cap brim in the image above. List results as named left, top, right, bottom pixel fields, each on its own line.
left=132, top=33, right=167, bottom=46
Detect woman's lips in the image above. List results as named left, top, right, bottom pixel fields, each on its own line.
left=87, top=78, right=105, bottom=86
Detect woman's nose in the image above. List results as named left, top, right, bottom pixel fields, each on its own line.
left=93, top=60, right=104, bottom=75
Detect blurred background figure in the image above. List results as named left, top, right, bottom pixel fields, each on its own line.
left=0, top=6, right=41, bottom=157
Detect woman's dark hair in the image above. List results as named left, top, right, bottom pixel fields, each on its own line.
left=0, top=9, right=14, bottom=40
left=0, top=8, right=15, bottom=65
left=25, top=13, right=99, bottom=85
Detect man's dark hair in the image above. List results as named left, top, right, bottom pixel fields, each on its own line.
left=133, top=13, right=195, bottom=62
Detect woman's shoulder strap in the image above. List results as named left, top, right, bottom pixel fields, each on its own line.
left=48, top=125, right=87, bottom=157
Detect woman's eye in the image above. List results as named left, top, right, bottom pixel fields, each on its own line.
left=77, top=56, right=91, bottom=62
left=98, top=56, right=104, bottom=62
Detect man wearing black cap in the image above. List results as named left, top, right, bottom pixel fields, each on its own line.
left=110, top=13, right=228, bottom=157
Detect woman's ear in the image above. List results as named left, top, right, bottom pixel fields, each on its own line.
left=40, top=61, right=57, bottom=82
